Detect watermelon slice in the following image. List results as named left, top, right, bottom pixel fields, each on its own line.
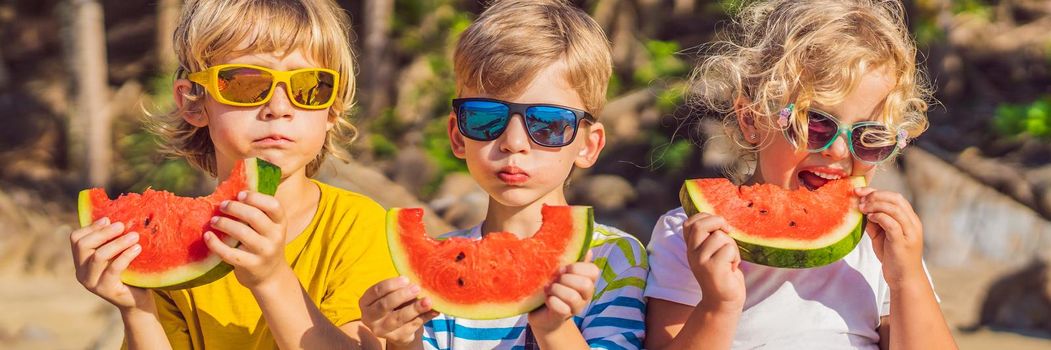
left=679, top=177, right=866, bottom=268
left=387, top=205, right=593, bottom=320
left=77, top=158, right=281, bottom=289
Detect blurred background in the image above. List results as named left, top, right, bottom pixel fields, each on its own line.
left=0, top=0, right=1050, bottom=348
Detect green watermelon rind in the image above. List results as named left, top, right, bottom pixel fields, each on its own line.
left=386, top=206, right=594, bottom=320
left=77, top=158, right=282, bottom=290
left=680, top=177, right=866, bottom=269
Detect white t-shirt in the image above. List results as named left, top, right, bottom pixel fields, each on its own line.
left=644, top=207, right=936, bottom=349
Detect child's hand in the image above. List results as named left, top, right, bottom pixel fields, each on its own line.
left=203, top=191, right=289, bottom=289
left=71, top=218, right=154, bottom=312
left=855, top=187, right=925, bottom=286
left=682, top=212, right=745, bottom=311
left=359, top=277, right=439, bottom=348
left=527, top=251, right=599, bottom=333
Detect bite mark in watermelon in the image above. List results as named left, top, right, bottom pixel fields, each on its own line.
left=77, top=158, right=281, bottom=289
left=386, top=205, right=593, bottom=320
left=680, top=177, right=866, bottom=268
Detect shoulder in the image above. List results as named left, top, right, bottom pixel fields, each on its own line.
left=591, top=223, right=648, bottom=269
left=647, top=207, right=688, bottom=252
left=315, top=180, right=386, bottom=217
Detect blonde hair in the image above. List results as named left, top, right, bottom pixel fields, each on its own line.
left=454, top=0, right=612, bottom=116
left=151, top=0, right=356, bottom=177
left=689, top=0, right=932, bottom=182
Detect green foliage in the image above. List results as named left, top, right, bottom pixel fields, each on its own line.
left=648, top=133, right=695, bottom=173
left=995, top=98, right=1051, bottom=139
left=953, top=0, right=993, bottom=19
left=633, top=40, right=688, bottom=85
left=657, top=83, right=685, bottom=113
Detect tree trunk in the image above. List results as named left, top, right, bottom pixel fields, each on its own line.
left=156, top=0, right=181, bottom=73
left=62, top=0, right=111, bottom=188
left=360, top=0, right=394, bottom=123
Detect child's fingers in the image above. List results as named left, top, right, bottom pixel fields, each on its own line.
left=93, top=232, right=139, bottom=262
left=219, top=200, right=278, bottom=241
left=556, top=273, right=595, bottom=301
left=209, top=215, right=266, bottom=252
left=237, top=191, right=285, bottom=225
left=203, top=231, right=255, bottom=266
left=684, top=216, right=729, bottom=251
left=697, top=230, right=735, bottom=262
left=97, top=244, right=142, bottom=290
left=390, top=297, right=434, bottom=326
left=549, top=283, right=585, bottom=312
left=866, top=213, right=904, bottom=243
left=859, top=200, right=917, bottom=239
left=373, top=285, right=421, bottom=315
left=360, top=277, right=410, bottom=308
left=854, top=187, right=877, bottom=198
left=564, top=262, right=600, bottom=282
left=73, top=222, right=126, bottom=265
left=544, top=295, right=573, bottom=316
left=711, top=241, right=739, bottom=266
left=581, top=250, right=593, bottom=263
left=862, top=191, right=920, bottom=232
left=71, top=217, right=110, bottom=243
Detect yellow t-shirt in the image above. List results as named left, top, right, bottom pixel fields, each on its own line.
left=150, top=180, right=397, bottom=349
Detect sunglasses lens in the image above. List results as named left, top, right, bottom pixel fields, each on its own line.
left=289, top=70, right=336, bottom=107
left=525, top=106, right=578, bottom=147
left=804, top=111, right=840, bottom=150
left=851, top=124, right=897, bottom=163
left=216, top=66, right=273, bottom=104
left=459, top=100, right=510, bottom=141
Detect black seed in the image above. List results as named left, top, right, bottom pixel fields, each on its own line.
left=456, top=278, right=465, bottom=287
left=803, top=208, right=808, bottom=214
left=747, top=201, right=754, bottom=208
left=455, top=252, right=465, bottom=262
left=789, top=221, right=796, bottom=227
left=144, top=215, right=152, bottom=227
left=759, top=209, right=768, bottom=214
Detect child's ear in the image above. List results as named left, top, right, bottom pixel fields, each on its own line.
left=174, top=79, right=208, bottom=127
left=447, top=112, right=467, bottom=159
left=734, top=95, right=760, bottom=145
left=573, top=121, right=606, bottom=168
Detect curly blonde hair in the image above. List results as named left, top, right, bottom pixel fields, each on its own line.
left=150, top=0, right=357, bottom=177
left=689, top=0, right=932, bottom=182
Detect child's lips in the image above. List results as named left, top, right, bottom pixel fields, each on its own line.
left=497, top=166, right=530, bottom=184
left=253, top=135, right=293, bottom=147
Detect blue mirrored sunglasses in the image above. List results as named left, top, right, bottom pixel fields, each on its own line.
left=452, top=98, right=596, bottom=148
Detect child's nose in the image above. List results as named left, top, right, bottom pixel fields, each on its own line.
left=498, top=114, right=530, bottom=154
left=821, top=133, right=850, bottom=160
left=263, top=83, right=295, bottom=120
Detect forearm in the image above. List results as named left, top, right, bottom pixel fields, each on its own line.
left=250, top=266, right=366, bottom=350
left=121, top=307, right=173, bottom=350
left=532, top=319, right=590, bottom=350
left=655, top=301, right=739, bottom=350
left=888, top=275, right=956, bottom=350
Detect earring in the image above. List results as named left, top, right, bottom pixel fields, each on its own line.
left=749, top=134, right=757, bottom=140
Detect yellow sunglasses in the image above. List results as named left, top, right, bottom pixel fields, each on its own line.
left=187, top=64, right=339, bottom=110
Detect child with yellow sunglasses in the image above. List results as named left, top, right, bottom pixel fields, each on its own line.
left=68, top=1, right=396, bottom=349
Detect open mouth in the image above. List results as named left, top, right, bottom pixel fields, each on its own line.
left=798, top=170, right=843, bottom=191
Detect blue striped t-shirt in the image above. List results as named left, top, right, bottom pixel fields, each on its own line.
left=421, top=223, right=648, bottom=350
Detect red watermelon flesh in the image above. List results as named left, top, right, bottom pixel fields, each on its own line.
left=387, top=205, right=593, bottom=319
left=78, top=158, right=281, bottom=289
left=680, top=177, right=866, bottom=268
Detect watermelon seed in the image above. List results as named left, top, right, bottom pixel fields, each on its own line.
left=789, top=221, right=796, bottom=227
left=455, top=252, right=465, bottom=262
left=144, top=215, right=152, bottom=227
left=759, top=209, right=768, bottom=215
left=456, top=278, right=465, bottom=287
left=747, top=201, right=753, bottom=208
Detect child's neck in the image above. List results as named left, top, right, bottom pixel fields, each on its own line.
left=480, top=189, right=568, bottom=239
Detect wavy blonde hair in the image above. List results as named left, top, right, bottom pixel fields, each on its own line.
left=150, top=0, right=357, bottom=177
left=689, top=0, right=933, bottom=182
left=454, top=0, right=612, bottom=116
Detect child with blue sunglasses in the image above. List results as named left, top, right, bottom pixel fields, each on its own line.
left=358, top=1, right=648, bottom=349
left=645, top=0, right=956, bottom=349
